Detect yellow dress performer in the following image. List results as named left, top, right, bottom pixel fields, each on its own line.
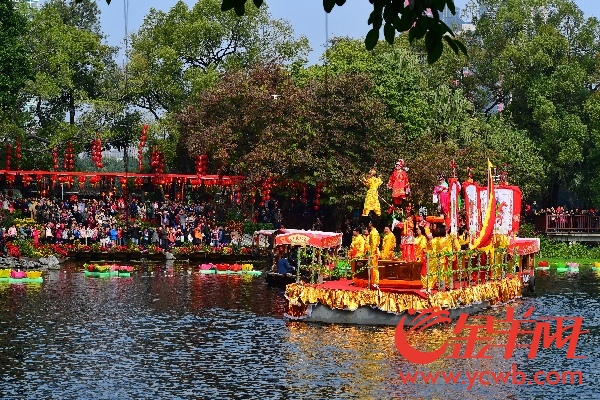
left=381, top=227, right=396, bottom=260
left=362, top=169, right=382, bottom=216
left=414, top=228, right=428, bottom=262
left=349, top=230, right=366, bottom=259
left=368, top=222, right=381, bottom=285
left=421, top=234, right=452, bottom=290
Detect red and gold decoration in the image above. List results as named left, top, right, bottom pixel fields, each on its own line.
left=150, top=147, right=165, bottom=175
left=138, top=124, right=148, bottom=172
left=91, top=136, right=103, bottom=169
left=14, top=139, right=21, bottom=170
left=52, top=146, right=58, bottom=171
left=314, top=181, right=323, bottom=211
left=5, top=143, right=11, bottom=171
left=285, top=276, right=522, bottom=318
left=63, top=142, right=74, bottom=172
left=195, top=154, right=208, bottom=176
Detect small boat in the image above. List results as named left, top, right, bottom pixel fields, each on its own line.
left=536, top=260, right=550, bottom=270
left=593, top=262, right=600, bottom=271
left=265, top=272, right=298, bottom=288
left=566, top=262, right=579, bottom=270
left=0, top=269, right=44, bottom=283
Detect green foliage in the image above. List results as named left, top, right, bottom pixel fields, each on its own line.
left=20, top=0, right=116, bottom=168
left=0, top=210, right=23, bottom=229
left=127, top=0, right=309, bottom=118
left=462, top=0, right=600, bottom=205
left=242, top=222, right=273, bottom=235
left=13, top=238, right=37, bottom=258
left=0, top=0, right=30, bottom=112
left=221, top=0, right=467, bottom=63
left=537, top=238, right=600, bottom=260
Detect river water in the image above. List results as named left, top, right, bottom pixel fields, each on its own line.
left=0, top=262, right=598, bottom=399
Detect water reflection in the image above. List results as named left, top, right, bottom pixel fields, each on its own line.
left=0, top=262, right=598, bottom=399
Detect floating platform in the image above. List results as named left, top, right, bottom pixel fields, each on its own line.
left=285, top=277, right=523, bottom=326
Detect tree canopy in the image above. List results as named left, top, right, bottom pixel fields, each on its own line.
left=5, top=0, right=600, bottom=218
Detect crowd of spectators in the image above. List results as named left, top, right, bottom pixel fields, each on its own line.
left=523, top=201, right=600, bottom=230
left=0, top=194, right=284, bottom=252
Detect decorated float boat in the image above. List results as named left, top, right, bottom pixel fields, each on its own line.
left=0, top=269, right=44, bottom=283
left=284, top=160, right=539, bottom=326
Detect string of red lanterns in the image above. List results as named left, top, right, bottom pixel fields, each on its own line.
left=138, top=124, right=147, bottom=172
left=195, top=154, right=208, bottom=175
left=63, top=142, right=74, bottom=172
left=14, top=139, right=21, bottom=170
left=91, top=136, right=103, bottom=169
left=5, top=143, right=11, bottom=171
left=52, top=147, right=58, bottom=171
left=150, top=147, right=165, bottom=174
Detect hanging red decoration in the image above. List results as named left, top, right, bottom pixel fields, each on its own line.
left=91, top=136, right=103, bottom=169
left=63, top=141, right=74, bottom=172
left=195, top=154, right=208, bottom=176
left=150, top=147, right=165, bottom=175
left=6, top=174, right=15, bottom=185
left=22, top=174, right=32, bottom=187
left=138, top=124, right=148, bottom=172
left=14, top=139, right=21, bottom=170
left=5, top=143, right=11, bottom=170
left=52, top=147, right=58, bottom=171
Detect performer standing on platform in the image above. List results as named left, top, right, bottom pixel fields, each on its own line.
left=381, top=226, right=396, bottom=260
left=387, top=159, right=410, bottom=208
left=401, top=211, right=416, bottom=261
left=414, top=225, right=428, bottom=262
left=433, top=175, right=449, bottom=216
left=362, top=168, right=382, bottom=217
left=349, top=228, right=366, bottom=259
left=368, top=221, right=380, bottom=286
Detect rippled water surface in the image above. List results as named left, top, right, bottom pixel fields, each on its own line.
left=0, top=263, right=598, bottom=399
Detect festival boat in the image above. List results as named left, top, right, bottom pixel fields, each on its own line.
left=284, top=160, right=538, bottom=326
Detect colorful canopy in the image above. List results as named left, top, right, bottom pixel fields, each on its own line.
left=274, top=230, right=342, bottom=248
left=508, top=237, right=540, bottom=255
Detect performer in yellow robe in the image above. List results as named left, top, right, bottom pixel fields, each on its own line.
left=349, top=229, right=366, bottom=259
left=368, top=222, right=381, bottom=285
left=362, top=169, right=382, bottom=216
left=381, top=227, right=396, bottom=260
left=421, top=226, right=453, bottom=290
left=414, top=226, right=428, bottom=262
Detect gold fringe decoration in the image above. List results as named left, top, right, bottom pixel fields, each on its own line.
left=285, top=277, right=522, bottom=318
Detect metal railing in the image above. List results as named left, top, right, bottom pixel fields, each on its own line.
left=536, top=214, right=600, bottom=234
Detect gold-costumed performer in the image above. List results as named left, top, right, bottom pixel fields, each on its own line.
left=381, top=226, right=396, bottom=260
left=362, top=168, right=382, bottom=217
left=368, top=221, right=381, bottom=286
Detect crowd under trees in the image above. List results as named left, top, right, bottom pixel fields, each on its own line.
left=1, top=0, right=600, bottom=221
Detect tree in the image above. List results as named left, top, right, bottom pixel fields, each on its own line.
left=23, top=0, right=116, bottom=167
left=461, top=0, right=600, bottom=205
left=90, top=0, right=466, bottom=63
left=176, top=64, right=402, bottom=212
left=0, top=0, right=30, bottom=112
left=221, top=0, right=467, bottom=63
left=126, top=0, right=310, bottom=119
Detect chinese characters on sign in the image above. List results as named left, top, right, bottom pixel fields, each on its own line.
left=395, top=307, right=588, bottom=364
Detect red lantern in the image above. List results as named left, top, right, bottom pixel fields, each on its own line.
left=314, top=205, right=319, bottom=211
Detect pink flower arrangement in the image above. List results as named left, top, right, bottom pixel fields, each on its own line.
left=111, top=265, right=134, bottom=273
